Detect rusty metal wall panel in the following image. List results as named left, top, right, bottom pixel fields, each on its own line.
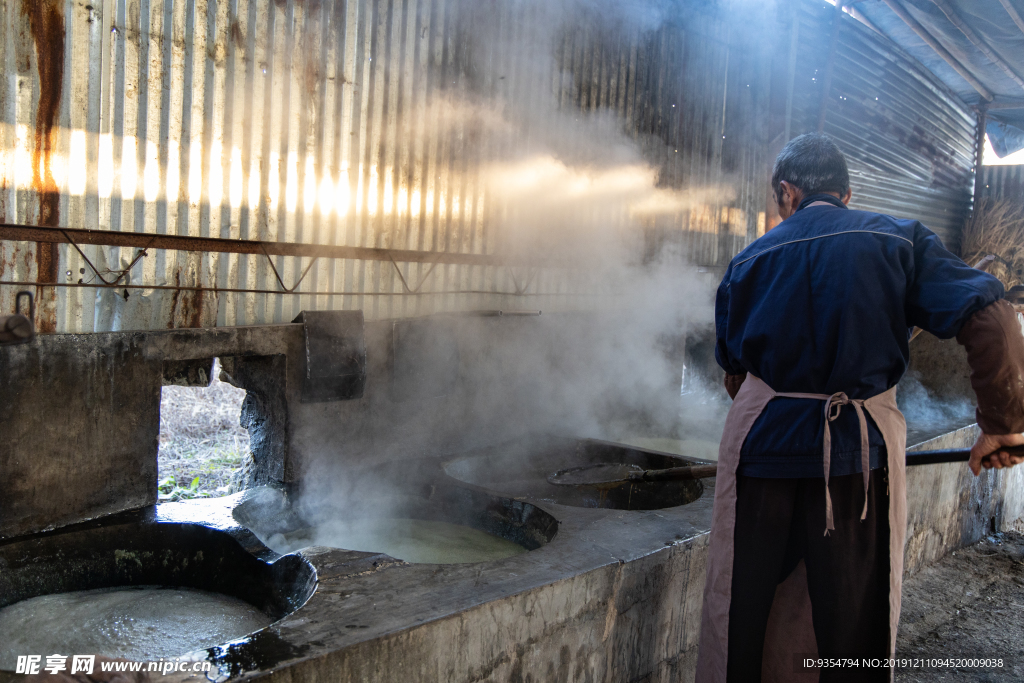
left=1, top=0, right=774, bottom=333
left=787, top=2, right=976, bottom=250
left=981, top=164, right=1024, bottom=204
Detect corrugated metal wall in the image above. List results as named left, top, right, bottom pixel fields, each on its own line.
left=3, top=0, right=513, bottom=332
left=0, top=0, right=981, bottom=333
left=786, top=1, right=978, bottom=249
left=0, top=0, right=777, bottom=333
left=558, top=5, right=772, bottom=266
left=981, top=165, right=1024, bottom=204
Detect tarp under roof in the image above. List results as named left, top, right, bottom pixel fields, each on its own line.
left=854, top=0, right=1024, bottom=157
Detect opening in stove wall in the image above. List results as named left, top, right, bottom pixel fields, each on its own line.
left=158, top=358, right=250, bottom=501
left=219, top=355, right=290, bottom=489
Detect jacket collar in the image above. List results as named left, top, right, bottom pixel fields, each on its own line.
left=797, top=193, right=847, bottom=211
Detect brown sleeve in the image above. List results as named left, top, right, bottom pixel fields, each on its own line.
left=955, top=299, right=1024, bottom=434
left=724, top=372, right=747, bottom=400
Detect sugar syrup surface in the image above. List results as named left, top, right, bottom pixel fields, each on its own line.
left=0, top=585, right=272, bottom=669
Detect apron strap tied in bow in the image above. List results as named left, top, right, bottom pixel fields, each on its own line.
left=776, top=389, right=873, bottom=535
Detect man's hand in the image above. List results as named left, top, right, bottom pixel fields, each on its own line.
left=969, top=431, right=1024, bottom=475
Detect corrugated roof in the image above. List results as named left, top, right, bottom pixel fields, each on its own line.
left=855, top=0, right=1024, bottom=158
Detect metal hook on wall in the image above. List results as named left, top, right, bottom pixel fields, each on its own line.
left=1, top=291, right=36, bottom=345
left=16, top=291, right=34, bottom=321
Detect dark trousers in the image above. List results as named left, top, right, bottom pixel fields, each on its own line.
left=726, top=470, right=891, bottom=683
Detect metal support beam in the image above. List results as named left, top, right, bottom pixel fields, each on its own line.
left=997, top=0, right=1024, bottom=37
left=930, top=0, right=1024, bottom=94
left=986, top=97, right=1024, bottom=110
left=842, top=4, right=885, bottom=36
left=818, top=1, right=845, bottom=133
left=881, top=0, right=993, bottom=101
left=0, top=279, right=564, bottom=299
left=0, top=224, right=537, bottom=268
left=974, top=106, right=988, bottom=205
left=784, top=3, right=800, bottom=142
left=0, top=224, right=572, bottom=299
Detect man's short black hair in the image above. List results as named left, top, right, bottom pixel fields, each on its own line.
left=771, top=133, right=850, bottom=198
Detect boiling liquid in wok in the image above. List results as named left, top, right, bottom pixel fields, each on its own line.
left=265, top=518, right=526, bottom=564
left=0, top=586, right=272, bottom=669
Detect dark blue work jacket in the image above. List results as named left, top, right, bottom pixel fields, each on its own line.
left=715, top=194, right=1003, bottom=477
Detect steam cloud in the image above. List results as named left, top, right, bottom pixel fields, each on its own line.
left=289, top=0, right=734, bottom=520
left=897, top=370, right=975, bottom=444
left=277, top=0, right=976, bottom=539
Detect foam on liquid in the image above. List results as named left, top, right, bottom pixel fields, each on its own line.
left=265, top=517, right=526, bottom=564
left=0, top=585, right=272, bottom=669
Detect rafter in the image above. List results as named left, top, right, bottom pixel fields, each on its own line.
left=880, top=0, right=994, bottom=100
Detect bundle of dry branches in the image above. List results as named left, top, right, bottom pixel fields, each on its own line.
left=961, top=198, right=1024, bottom=288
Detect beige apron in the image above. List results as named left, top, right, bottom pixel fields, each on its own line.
left=695, top=374, right=907, bottom=682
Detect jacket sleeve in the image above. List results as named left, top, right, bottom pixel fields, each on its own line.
left=714, top=268, right=745, bottom=375
left=907, top=222, right=1004, bottom=338
left=956, top=299, right=1024, bottom=435
left=714, top=268, right=748, bottom=399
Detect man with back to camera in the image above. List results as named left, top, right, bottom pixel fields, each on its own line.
left=695, top=133, right=1024, bottom=682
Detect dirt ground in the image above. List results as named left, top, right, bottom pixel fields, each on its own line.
left=896, top=531, right=1024, bottom=682
left=157, top=360, right=249, bottom=501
